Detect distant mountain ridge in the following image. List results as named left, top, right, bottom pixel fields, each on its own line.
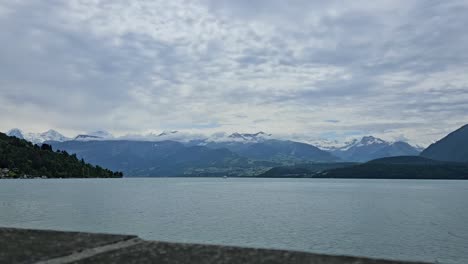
left=6, top=128, right=419, bottom=148
left=329, top=136, right=421, bottom=162
left=5, top=124, right=468, bottom=178
left=7, top=128, right=70, bottom=144
left=7, top=129, right=338, bottom=164
left=198, top=139, right=339, bottom=163
left=319, top=156, right=468, bottom=180
left=48, top=135, right=339, bottom=176
left=5, top=128, right=424, bottom=168
left=421, top=124, right=468, bottom=162
left=74, top=131, right=115, bottom=141
left=49, top=140, right=271, bottom=177
left=227, top=132, right=272, bottom=142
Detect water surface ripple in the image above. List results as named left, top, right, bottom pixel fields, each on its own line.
left=0, top=178, right=467, bottom=264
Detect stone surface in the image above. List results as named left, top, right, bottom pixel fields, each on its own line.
left=72, top=241, right=431, bottom=264
left=0, top=227, right=432, bottom=264
left=0, top=228, right=135, bottom=264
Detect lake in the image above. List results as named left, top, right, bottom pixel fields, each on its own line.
left=0, top=178, right=467, bottom=263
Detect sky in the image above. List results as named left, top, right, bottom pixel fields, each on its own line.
left=0, top=0, right=467, bottom=146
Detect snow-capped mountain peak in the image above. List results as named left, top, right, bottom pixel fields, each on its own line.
left=39, top=129, right=69, bottom=142
left=6, top=128, right=69, bottom=144
left=356, top=136, right=386, bottom=147
left=7, top=128, right=25, bottom=139
left=311, top=136, right=388, bottom=151
left=327, top=136, right=421, bottom=162
left=312, top=139, right=360, bottom=151
left=226, top=131, right=272, bottom=142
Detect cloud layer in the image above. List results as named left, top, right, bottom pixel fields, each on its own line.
left=1, top=0, right=467, bottom=145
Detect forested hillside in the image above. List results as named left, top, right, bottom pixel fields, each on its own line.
left=0, top=133, right=122, bottom=178
left=318, top=156, right=468, bottom=180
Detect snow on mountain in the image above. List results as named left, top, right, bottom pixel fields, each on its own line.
left=7, top=128, right=25, bottom=139
left=7, top=128, right=69, bottom=144
left=313, top=136, right=389, bottom=151
left=4, top=128, right=422, bottom=161
left=133, top=131, right=274, bottom=144
left=153, top=131, right=206, bottom=142
left=35, top=129, right=70, bottom=143
left=206, top=132, right=272, bottom=143
left=335, top=139, right=359, bottom=151
left=229, top=132, right=271, bottom=142
left=73, top=131, right=114, bottom=141
left=329, top=136, right=421, bottom=162
left=120, top=131, right=206, bottom=142
left=355, top=136, right=386, bottom=147
left=309, top=138, right=357, bottom=151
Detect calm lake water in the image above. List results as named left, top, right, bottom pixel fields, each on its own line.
left=0, top=178, right=467, bottom=263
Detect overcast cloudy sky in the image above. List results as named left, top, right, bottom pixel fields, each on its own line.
left=1, top=0, right=467, bottom=146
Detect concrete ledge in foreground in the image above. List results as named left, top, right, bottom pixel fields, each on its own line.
left=0, top=227, right=432, bottom=264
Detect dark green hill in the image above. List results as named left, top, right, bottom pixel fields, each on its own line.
left=0, top=133, right=122, bottom=178
left=421, top=124, right=468, bottom=162
left=319, top=156, right=468, bottom=180
left=256, top=162, right=356, bottom=178
left=367, top=156, right=446, bottom=165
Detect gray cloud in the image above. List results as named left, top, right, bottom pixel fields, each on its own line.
left=0, top=0, right=467, bottom=146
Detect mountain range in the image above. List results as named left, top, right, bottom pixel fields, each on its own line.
left=6, top=129, right=420, bottom=160
left=258, top=124, right=468, bottom=179
left=5, top=128, right=423, bottom=177
left=328, top=136, right=421, bottom=162
left=3, top=124, right=468, bottom=177
left=6, top=128, right=70, bottom=144
left=49, top=140, right=256, bottom=177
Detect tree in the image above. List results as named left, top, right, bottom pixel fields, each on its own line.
left=41, top=144, right=53, bottom=152
left=0, top=132, right=123, bottom=178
